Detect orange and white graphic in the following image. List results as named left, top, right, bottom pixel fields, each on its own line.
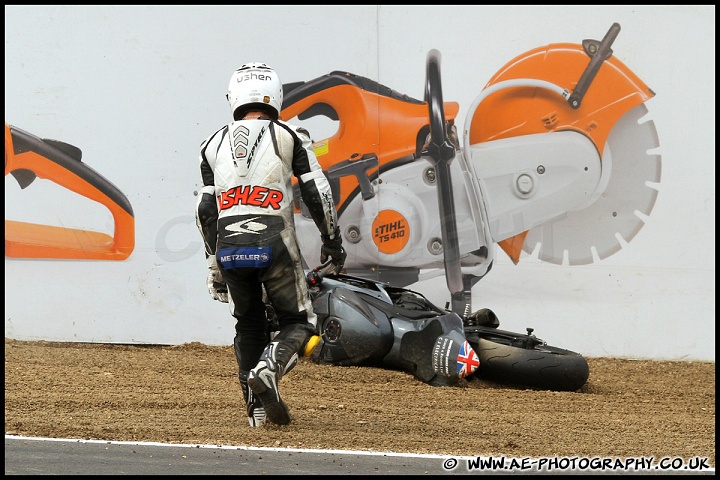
left=4, top=122, right=135, bottom=261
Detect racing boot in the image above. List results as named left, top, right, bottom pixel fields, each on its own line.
left=247, top=323, right=314, bottom=425
left=233, top=333, right=268, bottom=427
left=239, top=370, right=266, bottom=427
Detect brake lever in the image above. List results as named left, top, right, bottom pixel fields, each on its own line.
left=306, top=260, right=335, bottom=287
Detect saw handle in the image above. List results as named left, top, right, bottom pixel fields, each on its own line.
left=5, top=123, right=135, bottom=260
left=568, top=22, right=621, bottom=109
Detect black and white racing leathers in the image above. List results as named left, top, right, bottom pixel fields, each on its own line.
left=195, top=118, right=338, bottom=373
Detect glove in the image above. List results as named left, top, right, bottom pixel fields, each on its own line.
left=206, top=256, right=229, bottom=303
left=320, top=229, right=346, bottom=274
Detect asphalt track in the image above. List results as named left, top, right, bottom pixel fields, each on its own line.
left=5, top=435, right=716, bottom=476
left=4, top=436, right=481, bottom=476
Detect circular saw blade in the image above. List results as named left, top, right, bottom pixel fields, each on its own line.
left=523, top=103, right=661, bottom=265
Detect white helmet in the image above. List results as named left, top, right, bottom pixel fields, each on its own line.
left=227, top=62, right=283, bottom=120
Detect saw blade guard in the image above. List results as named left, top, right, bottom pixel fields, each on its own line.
left=463, top=25, right=661, bottom=265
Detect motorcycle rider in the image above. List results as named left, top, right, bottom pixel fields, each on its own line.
left=195, top=62, right=346, bottom=427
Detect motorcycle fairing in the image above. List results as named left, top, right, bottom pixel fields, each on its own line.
left=5, top=123, right=135, bottom=260
left=466, top=40, right=659, bottom=264
left=312, top=285, right=395, bottom=366
left=310, top=272, right=478, bottom=386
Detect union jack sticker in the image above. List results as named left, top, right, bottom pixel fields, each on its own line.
left=456, top=341, right=480, bottom=378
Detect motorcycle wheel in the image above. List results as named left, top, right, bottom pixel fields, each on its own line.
left=466, top=329, right=589, bottom=392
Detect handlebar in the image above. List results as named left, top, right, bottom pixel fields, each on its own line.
left=306, top=261, right=337, bottom=287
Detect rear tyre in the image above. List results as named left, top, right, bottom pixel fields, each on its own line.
left=467, top=333, right=589, bottom=391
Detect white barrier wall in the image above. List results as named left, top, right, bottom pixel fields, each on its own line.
left=4, top=5, right=715, bottom=361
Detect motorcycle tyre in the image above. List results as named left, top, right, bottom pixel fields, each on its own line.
left=469, top=336, right=589, bottom=392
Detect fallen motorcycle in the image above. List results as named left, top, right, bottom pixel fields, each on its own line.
left=272, top=262, right=590, bottom=392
